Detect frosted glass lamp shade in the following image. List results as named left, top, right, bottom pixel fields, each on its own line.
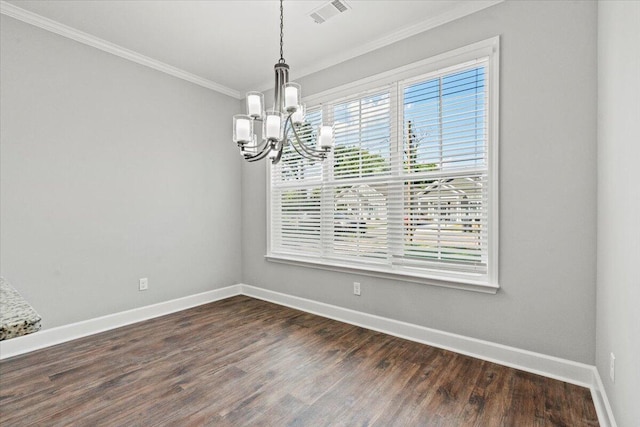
left=246, top=92, right=264, bottom=119
left=264, top=111, right=283, bottom=141
left=283, top=83, right=301, bottom=113
left=233, top=115, right=253, bottom=144
left=318, top=125, right=334, bottom=149
left=291, top=104, right=306, bottom=126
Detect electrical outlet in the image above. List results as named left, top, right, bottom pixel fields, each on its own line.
left=609, top=352, right=615, bottom=382
left=353, top=282, right=361, bottom=296
left=139, top=277, right=148, bottom=291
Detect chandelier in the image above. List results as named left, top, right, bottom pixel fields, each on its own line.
left=232, top=0, right=334, bottom=165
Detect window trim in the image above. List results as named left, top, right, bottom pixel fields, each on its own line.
left=266, top=36, right=500, bottom=293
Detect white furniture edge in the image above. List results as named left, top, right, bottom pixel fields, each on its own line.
left=0, top=0, right=241, bottom=99
left=0, top=282, right=616, bottom=426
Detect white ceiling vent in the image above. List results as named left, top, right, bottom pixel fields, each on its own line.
left=309, top=0, right=351, bottom=24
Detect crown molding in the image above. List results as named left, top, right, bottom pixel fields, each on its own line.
left=251, top=0, right=504, bottom=93
left=0, top=1, right=241, bottom=99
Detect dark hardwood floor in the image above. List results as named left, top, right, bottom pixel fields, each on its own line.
left=0, top=295, right=598, bottom=426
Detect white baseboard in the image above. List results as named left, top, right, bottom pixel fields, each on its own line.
left=0, top=284, right=242, bottom=360
left=590, top=368, right=618, bottom=427
left=0, top=282, right=617, bottom=427
left=239, top=284, right=594, bottom=387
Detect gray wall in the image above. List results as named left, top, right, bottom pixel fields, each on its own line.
left=0, top=16, right=242, bottom=329
left=1, top=0, right=602, bottom=370
left=596, top=2, right=640, bottom=426
left=242, top=0, right=598, bottom=363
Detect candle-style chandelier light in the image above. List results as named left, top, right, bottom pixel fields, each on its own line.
left=232, top=0, right=334, bottom=165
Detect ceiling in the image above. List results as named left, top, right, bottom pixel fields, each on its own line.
left=2, top=0, right=501, bottom=98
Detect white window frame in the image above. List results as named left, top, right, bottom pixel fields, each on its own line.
left=266, top=37, right=499, bottom=294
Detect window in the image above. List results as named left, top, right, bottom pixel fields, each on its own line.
left=268, top=38, right=499, bottom=292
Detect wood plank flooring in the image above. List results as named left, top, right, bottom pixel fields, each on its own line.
left=0, top=295, right=599, bottom=426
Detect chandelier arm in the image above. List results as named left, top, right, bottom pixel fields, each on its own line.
left=242, top=139, right=272, bottom=161
left=287, top=115, right=323, bottom=155
left=284, top=115, right=323, bottom=159
left=287, top=133, right=319, bottom=160
left=282, top=119, right=320, bottom=161
left=282, top=114, right=290, bottom=139
left=272, top=144, right=284, bottom=164
left=282, top=116, right=320, bottom=158
left=254, top=136, right=271, bottom=151
left=291, top=138, right=325, bottom=160
left=241, top=137, right=269, bottom=155
left=290, top=131, right=326, bottom=158
left=246, top=145, right=276, bottom=162
left=288, top=117, right=329, bottom=156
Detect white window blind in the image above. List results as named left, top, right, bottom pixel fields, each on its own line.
left=269, top=42, right=498, bottom=289
left=271, top=108, right=323, bottom=255
left=395, top=66, right=488, bottom=274
left=330, top=91, right=391, bottom=261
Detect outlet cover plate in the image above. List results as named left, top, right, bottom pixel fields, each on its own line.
left=353, top=282, right=361, bottom=296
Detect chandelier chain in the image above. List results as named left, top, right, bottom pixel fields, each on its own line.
left=278, top=0, right=285, bottom=63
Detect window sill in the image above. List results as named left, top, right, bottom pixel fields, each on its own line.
left=264, top=254, right=499, bottom=294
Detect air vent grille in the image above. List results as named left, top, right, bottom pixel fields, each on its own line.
left=309, top=0, right=350, bottom=24
left=310, top=12, right=325, bottom=24
left=331, top=0, right=348, bottom=13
